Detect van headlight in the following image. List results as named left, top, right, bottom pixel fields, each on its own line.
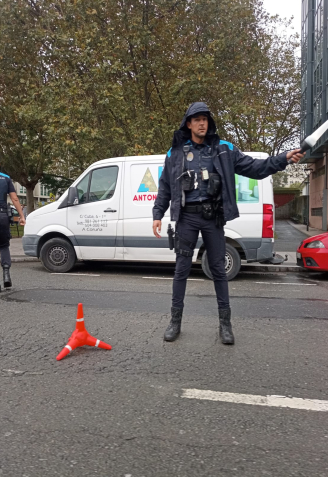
left=305, top=240, right=325, bottom=249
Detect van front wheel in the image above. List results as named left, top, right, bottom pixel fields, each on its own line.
left=40, top=238, right=76, bottom=273
left=201, top=244, right=241, bottom=281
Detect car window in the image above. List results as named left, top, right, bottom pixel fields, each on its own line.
left=88, top=167, right=119, bottom=202
left=77, top=173, right=90, bottom=204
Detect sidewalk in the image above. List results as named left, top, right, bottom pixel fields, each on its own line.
left=286, top=220, right=324, bottom=238
left=10, top=238, right=38, bottom=262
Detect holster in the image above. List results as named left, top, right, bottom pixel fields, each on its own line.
left=175, top=232, right=196, bottom=257
left=167, top=224, right=175, bottom=250
left=167, top=223, right=195, bottom=257
left=7, top=205, right=14, bottom=225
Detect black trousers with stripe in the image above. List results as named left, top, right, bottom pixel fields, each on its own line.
left=172, top=211, right=229, bottom=310
left=0, top=212, right=11, bottom=267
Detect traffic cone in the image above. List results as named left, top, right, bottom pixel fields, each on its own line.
left=56, top=303, right=112, bottom=361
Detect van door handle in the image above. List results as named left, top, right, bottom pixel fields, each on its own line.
left=104, top=208, right=117, bottom=213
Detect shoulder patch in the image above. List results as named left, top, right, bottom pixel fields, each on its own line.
left=219, top=140, right=234, bottom=151
left=167, top=147, right=172, bottom=158
left=0, top=172, right=10, bottom=178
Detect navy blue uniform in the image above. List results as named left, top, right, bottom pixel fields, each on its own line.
left=153, top=102, right=289, bottom=313
left=0, top=172, right=15, bottom=266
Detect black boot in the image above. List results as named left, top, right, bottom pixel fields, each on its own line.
left=164, top=307, right=183, bottom=342
left=3, top=266, right=12, bottom=288
left=219, top=308, right=234, bottom=345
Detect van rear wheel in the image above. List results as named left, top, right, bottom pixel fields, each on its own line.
left=40, top=238, right=76, bottom=273
left=201, top=243, right=241, bottom=281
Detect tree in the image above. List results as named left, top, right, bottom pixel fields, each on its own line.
left=0, top=1, right=59, bottom=212
left=0, top=0, right=303, bottom=212
left=273, top=171, right=288, bottom=188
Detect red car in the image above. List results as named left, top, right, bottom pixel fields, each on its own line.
left=297, top=233, right=328, bottom=271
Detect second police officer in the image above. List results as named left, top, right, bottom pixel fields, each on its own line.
left=0, top=168, right=26, bottom=291
left=152, top=102, right=304, bottom=345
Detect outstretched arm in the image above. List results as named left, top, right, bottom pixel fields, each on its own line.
left=233, top=148, right=305, bottom=180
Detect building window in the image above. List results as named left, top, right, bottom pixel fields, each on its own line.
left=301, top=0, right=309, bottom=141
left=311, top=207, right=323, bottom=216
left=313, top=0, right=324, bottom=128
left=40, top=184, right=49, bottom=196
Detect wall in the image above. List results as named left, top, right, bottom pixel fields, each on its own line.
left=309, top=157, right=327, bottom=230
left=273, top=189, right=300, bottom=219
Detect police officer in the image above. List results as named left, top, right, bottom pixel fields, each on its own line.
left=152, top=102, right=304, bottom=344
left=0, top=169, right=26, bottom=291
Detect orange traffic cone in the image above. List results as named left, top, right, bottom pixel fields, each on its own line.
left=56, top=303, right=112, bottom=361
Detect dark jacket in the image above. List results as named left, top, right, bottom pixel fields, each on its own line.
left=153, top=102, right=288, bottom=223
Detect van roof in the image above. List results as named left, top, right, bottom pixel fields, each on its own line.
left=90, top=151, right=269, bottom=168
left=91, top=155, right=165, bottom=167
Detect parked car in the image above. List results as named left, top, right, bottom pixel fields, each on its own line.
left=297, top=233, right=328, bottom=271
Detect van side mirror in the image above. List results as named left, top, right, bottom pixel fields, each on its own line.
left=67, top=186, right=79, bottom=206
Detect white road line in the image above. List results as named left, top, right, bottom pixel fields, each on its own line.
left=142, top=277, right=204, bottom=281
left=181, top=389, right=328, bottom=412
left=51, top=273, right=100, bottom=277
left=254, top=282, right=316, bottom=286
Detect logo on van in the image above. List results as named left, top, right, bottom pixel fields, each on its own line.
left=133, top=166, right=164, bottom=202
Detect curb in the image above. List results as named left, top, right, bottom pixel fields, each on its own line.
left=241, top=264, right=302, bottom=273
left=11, top=258, right=302, bottom=272
left=11, top=257, right=39, bottom=263
left=286, top=220, right=323, bottom=237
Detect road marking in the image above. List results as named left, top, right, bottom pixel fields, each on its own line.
left=254, top=281, right=316, bottom=286
left=181, top=389, right=328, bottom=412
left=142, top=277, right=204, bottom=281
left=51, top=273, right=100, bottom=277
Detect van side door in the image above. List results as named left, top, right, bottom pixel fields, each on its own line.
left=123, top=159, right=174, bottom=261
left=67, top=164, right=122, bottom=259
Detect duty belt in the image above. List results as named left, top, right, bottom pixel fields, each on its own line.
left=182, top=201, right=212, bottom=214
left=0, top=207, right=8, bottom=214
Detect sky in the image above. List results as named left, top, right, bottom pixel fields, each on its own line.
left=262, top=0, right=302, bottom=35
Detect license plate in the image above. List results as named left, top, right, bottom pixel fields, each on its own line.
left=296, top=252, right=302, bottom=259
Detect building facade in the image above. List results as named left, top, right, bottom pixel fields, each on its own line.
left=301, top=0, right=328, bottom=230
left=9, top=182, right=51, bottom=208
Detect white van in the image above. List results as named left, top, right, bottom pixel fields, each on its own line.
left=22, top=153, right=280, bottom=280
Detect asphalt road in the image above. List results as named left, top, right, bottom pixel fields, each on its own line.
left=274, top=220, right=308, bottom=252
left=1, top=262, right=328, bottom=477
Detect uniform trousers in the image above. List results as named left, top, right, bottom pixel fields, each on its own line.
left=0, top=212, right=11, bottom=267
left=172, top=211, right=229, bottom=310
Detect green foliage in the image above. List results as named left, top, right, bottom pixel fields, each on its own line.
left=0, top=0, right=301, bottom=212
left=289, top=181, right=303, bottom=189
left=273, top=171, right=288, bottom=188
left=41, top=174, right=74, bottom=197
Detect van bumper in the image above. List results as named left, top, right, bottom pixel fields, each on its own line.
left=236, top=238, right=274, bottom=262
left=22, top=235, right=40, bottom=257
